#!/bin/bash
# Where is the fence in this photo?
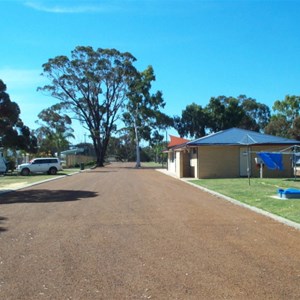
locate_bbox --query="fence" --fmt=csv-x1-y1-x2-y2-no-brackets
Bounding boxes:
65,155,96,168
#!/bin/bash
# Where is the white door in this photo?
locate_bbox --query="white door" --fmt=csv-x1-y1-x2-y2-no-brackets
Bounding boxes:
240,147,250,177
31,159,48,173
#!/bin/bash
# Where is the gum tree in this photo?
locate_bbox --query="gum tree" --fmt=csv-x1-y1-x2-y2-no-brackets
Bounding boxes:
123,66,172,168
174,103,207,139
35,104,74,156
38,46,136,166
265,95,300,139
0,79,37,153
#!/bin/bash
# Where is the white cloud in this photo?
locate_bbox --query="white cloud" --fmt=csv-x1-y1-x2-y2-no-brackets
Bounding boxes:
24,1,120,14
0,68,44,89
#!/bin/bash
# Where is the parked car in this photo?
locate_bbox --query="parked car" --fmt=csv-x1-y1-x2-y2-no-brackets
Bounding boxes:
17,158,62,176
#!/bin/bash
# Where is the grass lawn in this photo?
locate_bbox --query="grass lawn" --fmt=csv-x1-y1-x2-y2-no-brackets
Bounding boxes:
141,162,165,168
190,177,300,224
0,168,80,189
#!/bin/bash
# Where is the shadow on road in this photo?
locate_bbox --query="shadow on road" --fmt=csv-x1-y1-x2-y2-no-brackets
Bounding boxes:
0,216,8,232
0,189,98,205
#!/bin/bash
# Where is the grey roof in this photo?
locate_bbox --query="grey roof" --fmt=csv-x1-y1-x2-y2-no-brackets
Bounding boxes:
187,128,300,146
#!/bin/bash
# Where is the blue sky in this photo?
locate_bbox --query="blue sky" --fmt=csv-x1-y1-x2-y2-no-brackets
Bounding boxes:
1,0,300,143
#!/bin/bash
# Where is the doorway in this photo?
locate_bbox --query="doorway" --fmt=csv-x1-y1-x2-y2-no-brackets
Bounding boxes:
240,147,250,177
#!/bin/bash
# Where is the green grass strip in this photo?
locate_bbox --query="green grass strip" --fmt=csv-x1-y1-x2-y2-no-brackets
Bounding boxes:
0,168,80,189
190,178,300,224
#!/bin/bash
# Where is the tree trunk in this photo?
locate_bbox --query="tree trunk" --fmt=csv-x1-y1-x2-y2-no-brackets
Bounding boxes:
134,117,141,168
92,135,105,167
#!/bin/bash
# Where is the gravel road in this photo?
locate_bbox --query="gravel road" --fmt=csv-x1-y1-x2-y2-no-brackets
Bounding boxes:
0,163,300,299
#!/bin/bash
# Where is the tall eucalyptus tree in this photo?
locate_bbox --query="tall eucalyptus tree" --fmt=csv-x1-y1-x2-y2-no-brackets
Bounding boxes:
38,46,136,166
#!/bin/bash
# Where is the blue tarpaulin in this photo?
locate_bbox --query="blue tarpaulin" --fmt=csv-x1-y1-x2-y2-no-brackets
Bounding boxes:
278,188,300,199
258,152,283,170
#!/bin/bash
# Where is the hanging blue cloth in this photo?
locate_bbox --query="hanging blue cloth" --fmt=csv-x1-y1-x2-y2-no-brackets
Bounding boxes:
258,152,284,170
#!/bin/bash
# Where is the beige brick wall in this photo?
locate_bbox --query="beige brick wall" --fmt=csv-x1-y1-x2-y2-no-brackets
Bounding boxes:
196,145,294,179
198,146,240,178
251,145,293,178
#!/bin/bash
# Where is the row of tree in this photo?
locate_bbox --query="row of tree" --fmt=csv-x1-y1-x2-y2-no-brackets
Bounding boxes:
174,95,300,141
1,45,300,167
0,46,172,167
37,46,172,167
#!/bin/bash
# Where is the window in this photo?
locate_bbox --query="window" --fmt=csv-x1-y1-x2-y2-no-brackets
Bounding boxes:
33,159,43,164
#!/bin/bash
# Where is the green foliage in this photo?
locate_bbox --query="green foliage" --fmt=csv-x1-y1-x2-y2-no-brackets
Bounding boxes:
0,79,37,153
239,95,271,130
265,95,300,140
174,103,207,138
123,65,172,167
38,46,137,167
5,156,16,171
106,134,135,161
264,115,290,138
273,95,300,122
174,95,271,138
205,96,243,132
35,105,74,156
141,144,166,163
106,133,167,163
205,95,270,133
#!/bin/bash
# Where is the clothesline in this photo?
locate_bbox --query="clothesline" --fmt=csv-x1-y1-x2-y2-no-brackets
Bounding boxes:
247,145,300,171
247,145,300,155
257,152,284,170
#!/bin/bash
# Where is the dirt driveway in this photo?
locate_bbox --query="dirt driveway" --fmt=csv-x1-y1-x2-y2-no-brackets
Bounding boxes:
0,163,300,299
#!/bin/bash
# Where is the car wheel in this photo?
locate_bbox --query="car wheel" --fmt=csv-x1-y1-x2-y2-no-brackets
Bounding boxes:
21,168,30,176
48,167,57,175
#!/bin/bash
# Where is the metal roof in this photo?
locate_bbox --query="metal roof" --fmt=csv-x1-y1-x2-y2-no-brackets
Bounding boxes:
187,128,300,146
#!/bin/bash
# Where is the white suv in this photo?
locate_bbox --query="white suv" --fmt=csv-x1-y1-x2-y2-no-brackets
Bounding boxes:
17,158,63,176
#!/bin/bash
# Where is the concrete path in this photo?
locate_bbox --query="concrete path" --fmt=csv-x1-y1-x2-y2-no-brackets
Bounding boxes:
0,163,300,299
